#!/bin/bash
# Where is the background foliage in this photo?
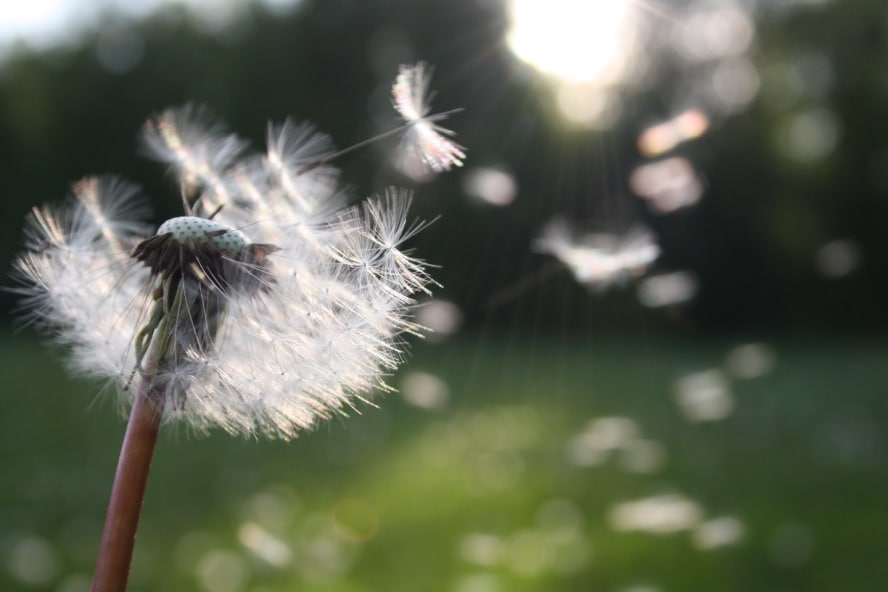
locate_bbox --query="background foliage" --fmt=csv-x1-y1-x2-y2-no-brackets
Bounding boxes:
0,0,885,334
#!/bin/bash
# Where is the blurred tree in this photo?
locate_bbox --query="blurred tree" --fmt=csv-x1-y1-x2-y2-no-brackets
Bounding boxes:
0,0,885,335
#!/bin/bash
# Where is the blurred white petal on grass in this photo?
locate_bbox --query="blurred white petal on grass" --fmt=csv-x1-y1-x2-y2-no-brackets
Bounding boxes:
506,529,556,576
566,416,666,473
462,166,518,206
725,343,776,380
14,100,440,440
566,416,639,466
194,549,250,592
399,370,450,410
392,62,466,177
459,533,504,566
331,498,379,543
5,535,59,587
534,219,660,291
293,513,359,582
616,438,667,474
629,157,704,214
174,531,220,575
637,271,699,308
769,523,816,568
415,298,463,342
692,516,746,550
608,493,703,534
238,522,293,568
241,486,300,531
461,521,591,578
673,369,734,422
815,238,862,278
454,574,503,592
56,574,92,592
535,498,584,535
580,416,639,449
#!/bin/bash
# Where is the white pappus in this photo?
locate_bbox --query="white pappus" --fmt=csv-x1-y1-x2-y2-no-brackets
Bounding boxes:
13,99,444,440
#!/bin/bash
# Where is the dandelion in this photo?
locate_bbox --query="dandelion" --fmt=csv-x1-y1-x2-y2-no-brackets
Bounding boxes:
17,113,432,439
392,62,466,176
13,64,463,591
533,218,660,291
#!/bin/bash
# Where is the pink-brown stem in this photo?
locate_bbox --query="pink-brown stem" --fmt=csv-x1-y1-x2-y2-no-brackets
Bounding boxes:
91,385,163,592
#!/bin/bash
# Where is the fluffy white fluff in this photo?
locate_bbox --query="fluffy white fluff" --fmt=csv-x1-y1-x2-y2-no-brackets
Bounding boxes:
15,108,435,440
534,219,660,292
391,62,466,176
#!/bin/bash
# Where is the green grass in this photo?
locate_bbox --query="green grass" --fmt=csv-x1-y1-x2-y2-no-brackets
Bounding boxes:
1,333,886,591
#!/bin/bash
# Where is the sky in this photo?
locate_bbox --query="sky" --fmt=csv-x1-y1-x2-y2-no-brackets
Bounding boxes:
0,0,301,54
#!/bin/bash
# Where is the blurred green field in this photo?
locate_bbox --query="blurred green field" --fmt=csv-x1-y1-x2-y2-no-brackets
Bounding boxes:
1,333,886,592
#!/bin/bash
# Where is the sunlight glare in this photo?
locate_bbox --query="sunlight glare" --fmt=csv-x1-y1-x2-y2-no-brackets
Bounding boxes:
507,0,642,127
508,0,636,84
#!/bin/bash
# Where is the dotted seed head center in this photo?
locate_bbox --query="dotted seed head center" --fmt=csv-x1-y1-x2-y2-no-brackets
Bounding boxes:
157,216,249,254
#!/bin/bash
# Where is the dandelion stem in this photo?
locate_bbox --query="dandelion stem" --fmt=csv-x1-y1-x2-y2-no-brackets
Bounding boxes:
91,382,164,592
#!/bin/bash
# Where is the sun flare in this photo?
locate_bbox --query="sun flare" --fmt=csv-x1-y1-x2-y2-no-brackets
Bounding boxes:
507,0,637,85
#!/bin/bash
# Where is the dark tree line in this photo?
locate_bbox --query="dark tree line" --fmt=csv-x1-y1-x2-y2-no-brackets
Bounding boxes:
1,0,885,335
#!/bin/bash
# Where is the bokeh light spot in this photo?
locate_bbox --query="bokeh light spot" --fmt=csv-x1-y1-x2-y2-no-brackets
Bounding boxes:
709,57,760,114
195,549,250,592
609,494,703,534
769,523,816,567
415,299,464,342
673,369,734,422
637,109,710,157
778,107,841,163
238,522,293,568
459,533,504,566
637,271,699,308
331,498,379,542
630,157,704,214
400,370,451,410
95,25,145,73
692,516,746,550
462,166,518,206
815,239,861,278
725,343,776,379
5,535,59,587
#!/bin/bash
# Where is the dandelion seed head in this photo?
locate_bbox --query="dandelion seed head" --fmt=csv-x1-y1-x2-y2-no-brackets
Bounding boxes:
16,89,448,440
157,216,250,253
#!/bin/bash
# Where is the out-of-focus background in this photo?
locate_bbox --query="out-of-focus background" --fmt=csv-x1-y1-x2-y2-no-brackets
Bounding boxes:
1,0,886,591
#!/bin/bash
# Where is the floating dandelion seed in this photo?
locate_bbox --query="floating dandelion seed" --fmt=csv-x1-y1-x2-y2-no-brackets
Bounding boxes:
533,218,659,291
392,62,466,176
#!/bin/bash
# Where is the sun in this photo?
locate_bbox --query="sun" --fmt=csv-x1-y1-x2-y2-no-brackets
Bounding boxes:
506,0,643,126
507,0,638,84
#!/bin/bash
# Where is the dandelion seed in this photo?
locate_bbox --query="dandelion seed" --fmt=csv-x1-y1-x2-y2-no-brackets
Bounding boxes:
533,218,660,291
392,62,466,176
